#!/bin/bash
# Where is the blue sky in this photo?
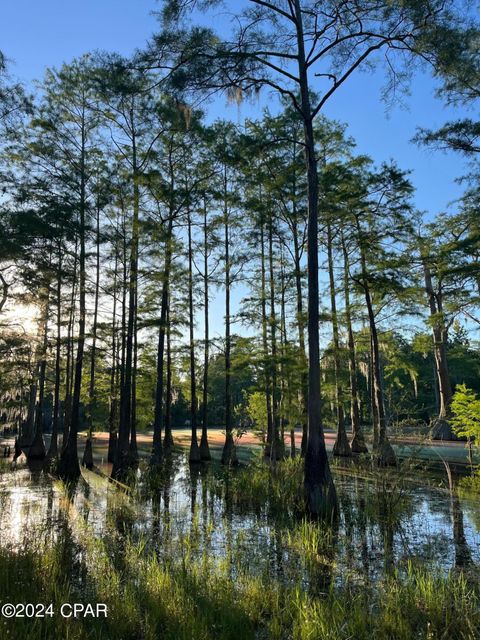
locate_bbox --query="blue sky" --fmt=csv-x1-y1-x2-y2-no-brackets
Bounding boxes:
1,0,471,218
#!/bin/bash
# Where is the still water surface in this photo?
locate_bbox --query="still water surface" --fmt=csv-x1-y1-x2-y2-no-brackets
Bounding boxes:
0,456,477,588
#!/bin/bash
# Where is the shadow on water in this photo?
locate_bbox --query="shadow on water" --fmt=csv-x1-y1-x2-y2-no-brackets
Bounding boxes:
443,461,473,569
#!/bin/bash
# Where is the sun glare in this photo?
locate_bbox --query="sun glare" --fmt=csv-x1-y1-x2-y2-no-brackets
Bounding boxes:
3,304,40,336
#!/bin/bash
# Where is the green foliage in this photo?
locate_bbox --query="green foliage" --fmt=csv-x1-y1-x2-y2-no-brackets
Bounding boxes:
245,391,267,442
451,384,480,441
206,339,257,427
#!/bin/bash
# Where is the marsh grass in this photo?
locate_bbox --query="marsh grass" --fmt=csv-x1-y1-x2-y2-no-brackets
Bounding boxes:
1,525,479,640
230,455,304,515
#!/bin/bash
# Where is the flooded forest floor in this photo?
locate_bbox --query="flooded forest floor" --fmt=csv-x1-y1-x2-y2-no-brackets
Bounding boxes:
0,432,479,639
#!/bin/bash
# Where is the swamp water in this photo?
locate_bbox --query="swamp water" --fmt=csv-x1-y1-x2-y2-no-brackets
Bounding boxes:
0,454,478,590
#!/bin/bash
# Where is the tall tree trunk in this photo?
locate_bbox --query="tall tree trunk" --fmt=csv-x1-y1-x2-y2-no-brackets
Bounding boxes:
151,213,174,465
358,235,396,466
129,289,139,465
163,301,174,451
113,126,139,480
341,236,367,454
268,214,282,460
118,208,128,458
293,0,336,517
112,213,128,466
21,380,37,448
279,253,295,457
83,202,101,470
327,223,351,458
369,340,379,447
260,218,273,456
289,128,308,457
199,199,211,460
432,355,440,414
62,239,78,453
47,243,63,462
292,225,308,458
279,256,286,453
108,242,119,464
29,291,49,461
59,119,87,481
423,261,455,440
187,207,201,463
221,172,237,466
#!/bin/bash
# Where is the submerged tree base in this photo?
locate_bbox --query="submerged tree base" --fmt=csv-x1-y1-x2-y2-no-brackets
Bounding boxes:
221,433,238,466
189,438,201,464
128,443,139,468
45,437,58,465
375,439,397,467
431,417,458,441
149,439,163,468
111,451,134,482
57,448,81,480
107,432,117,463
199,435,211,461
81,436,94,470
351,433,369,454
304,478,338,521
332,430,352,457
264,439,285,462
163,431,174,453
27,440,46,462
